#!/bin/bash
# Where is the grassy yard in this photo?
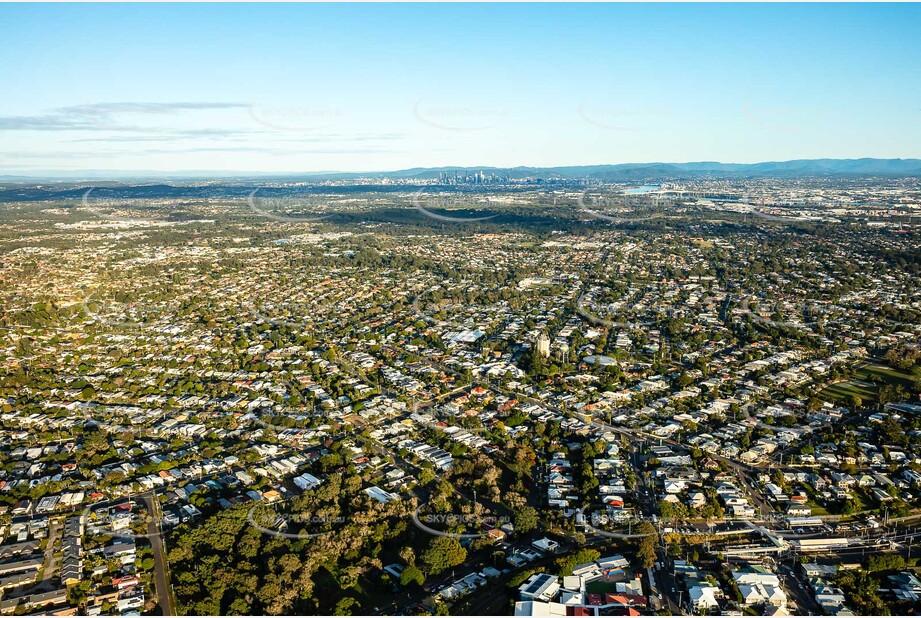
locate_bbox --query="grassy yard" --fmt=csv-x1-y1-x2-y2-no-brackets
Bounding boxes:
805,501,830,516
585,580,620,594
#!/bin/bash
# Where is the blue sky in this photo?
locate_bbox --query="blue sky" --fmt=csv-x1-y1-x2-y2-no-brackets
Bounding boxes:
2,3,920,174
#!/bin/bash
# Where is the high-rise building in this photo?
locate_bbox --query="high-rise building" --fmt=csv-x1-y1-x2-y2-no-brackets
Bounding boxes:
536,334,551,357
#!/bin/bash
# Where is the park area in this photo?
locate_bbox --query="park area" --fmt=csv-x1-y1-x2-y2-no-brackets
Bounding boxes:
820,362,916,406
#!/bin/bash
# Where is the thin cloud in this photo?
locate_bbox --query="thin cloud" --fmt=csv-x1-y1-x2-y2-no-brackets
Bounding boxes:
69,129,265,143
59,102,247,115
0,116,139,131
141,146,401,155
0,102,247,132
68,131,405,144
0,146,401,159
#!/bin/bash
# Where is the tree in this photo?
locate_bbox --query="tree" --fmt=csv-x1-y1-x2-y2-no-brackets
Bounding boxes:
658,500,688,522
400,565,425,587
878,416,907,447
878,384,896,407
417,468,436,486
836,569,889,615
840,500,857,515
514,506,539,533
399,546,415,565
635,522,657,568
421,537,467,576
866,554,906,572
556,549,600,576
847,394,863,411
772,468,787,489
740,429,753,450
333,597,359,616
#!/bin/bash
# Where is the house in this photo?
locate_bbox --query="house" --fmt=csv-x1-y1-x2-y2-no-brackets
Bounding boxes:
0,558,43,576
11,500,32,516
112,575,140,590
813,584,850,614
363,486,399,504
0,588,68,614
889,572,921,602
700,458,720,471
733,568,787,608
731,504,756,518
532,538,560,554
871,487,894,503
803,563,837,578
738,583,787,607
103,541,136,561
293,473,322,491
689,585,722,612
664,481,686,494
596,555,630,570
519,573,560,602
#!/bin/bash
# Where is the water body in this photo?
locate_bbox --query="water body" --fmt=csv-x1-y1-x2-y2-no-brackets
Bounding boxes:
625,185,661,195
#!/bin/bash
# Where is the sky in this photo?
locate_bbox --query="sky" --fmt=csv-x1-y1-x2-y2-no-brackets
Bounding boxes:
2,2,921,175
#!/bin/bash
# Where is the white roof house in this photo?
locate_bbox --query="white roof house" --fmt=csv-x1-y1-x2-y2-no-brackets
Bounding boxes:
689,585,722,611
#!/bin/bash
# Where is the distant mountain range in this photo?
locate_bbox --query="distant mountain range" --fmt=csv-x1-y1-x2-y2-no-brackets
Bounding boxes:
342,158,921,181
2,158,920,184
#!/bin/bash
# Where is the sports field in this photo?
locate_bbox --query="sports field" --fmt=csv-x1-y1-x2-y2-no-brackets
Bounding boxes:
820,362,915,405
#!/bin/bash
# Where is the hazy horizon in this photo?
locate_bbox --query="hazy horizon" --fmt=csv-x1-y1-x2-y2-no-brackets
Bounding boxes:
5,157,921,182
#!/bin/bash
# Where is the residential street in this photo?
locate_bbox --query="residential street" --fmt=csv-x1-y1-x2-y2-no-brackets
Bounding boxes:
141,493,175,616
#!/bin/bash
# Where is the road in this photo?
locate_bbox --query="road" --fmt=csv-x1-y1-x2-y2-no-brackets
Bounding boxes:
654,556,687,615
141,493,175,616
778,563,823,615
